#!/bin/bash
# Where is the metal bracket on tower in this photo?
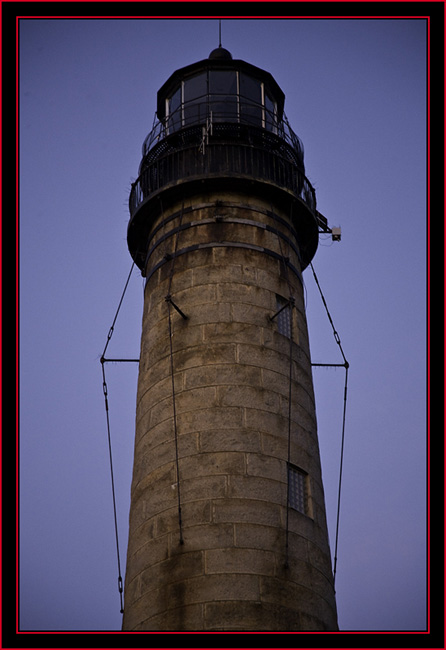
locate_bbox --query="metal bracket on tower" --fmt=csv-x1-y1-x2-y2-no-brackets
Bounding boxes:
316,210,330,233
269,296,295,322
316,210,341,241
165,294,188,320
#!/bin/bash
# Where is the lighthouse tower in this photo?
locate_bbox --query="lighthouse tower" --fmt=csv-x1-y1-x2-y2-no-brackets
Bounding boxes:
122,47,338,631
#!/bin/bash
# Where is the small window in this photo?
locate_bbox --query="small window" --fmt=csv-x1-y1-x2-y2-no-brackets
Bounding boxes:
276,295,292,338
288,464,308,515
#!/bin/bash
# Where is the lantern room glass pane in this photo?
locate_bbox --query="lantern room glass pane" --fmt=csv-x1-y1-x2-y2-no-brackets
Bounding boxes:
183,72,207,102
209,70,237,95
265,91,276,132
240,102,262,126
209,70,238,121
168,86,182,132
170,86,181,112
183,72,207,126
183,101,207,124
209,96,238,121
240,73,262,125
239,73,261,103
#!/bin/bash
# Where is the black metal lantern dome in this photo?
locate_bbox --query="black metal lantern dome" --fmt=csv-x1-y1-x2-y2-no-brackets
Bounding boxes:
208,46,233,60
128,50,327,271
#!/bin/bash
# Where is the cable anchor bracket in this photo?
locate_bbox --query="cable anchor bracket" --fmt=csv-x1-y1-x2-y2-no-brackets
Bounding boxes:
165,294,188,320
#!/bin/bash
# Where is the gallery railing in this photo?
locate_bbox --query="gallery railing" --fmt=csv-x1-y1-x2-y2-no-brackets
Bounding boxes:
130,104,316,219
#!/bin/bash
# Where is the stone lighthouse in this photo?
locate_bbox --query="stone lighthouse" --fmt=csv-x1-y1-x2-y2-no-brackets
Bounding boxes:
122,46,338,631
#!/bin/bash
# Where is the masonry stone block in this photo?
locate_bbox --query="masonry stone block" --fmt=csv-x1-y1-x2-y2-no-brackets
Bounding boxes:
184,363,262,390
199,428,261,454
174,343,237,372
212,497,282,527
155,501,212,538
179,523,234,550
205,547,276,576
180,450,246,479
245,452,285,481
228,475,286,505
166,573,261,608
177,405,243,434
139,604,205,631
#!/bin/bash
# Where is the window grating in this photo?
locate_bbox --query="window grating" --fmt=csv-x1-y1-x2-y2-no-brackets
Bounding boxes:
276,296,292,338
288,465,307,514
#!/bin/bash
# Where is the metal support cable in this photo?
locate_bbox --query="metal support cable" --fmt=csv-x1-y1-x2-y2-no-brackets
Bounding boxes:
101,261,135,362
309,261,350,591
100,358,124,614
309,262,348,368
99,260,136,615
333,365,349,588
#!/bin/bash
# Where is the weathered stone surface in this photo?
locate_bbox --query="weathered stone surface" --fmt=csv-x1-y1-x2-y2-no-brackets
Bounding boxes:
177,406,244,434
204,601,302,631
137,604,205,631
186,573,260,604
199,428,262,454
212,497,282,527
180,450,246,480
123,191,337,632
205,547,276,576
184,363,262,390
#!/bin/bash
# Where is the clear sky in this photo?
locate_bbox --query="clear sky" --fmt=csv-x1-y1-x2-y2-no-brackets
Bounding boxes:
19,15,428,633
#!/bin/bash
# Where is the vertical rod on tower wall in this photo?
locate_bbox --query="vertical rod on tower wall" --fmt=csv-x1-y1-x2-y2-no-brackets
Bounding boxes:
165,202,186,545
167,299,184,545
284,303,294,569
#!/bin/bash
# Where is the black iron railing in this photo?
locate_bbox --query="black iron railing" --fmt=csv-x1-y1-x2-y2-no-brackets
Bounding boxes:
130,140,316,218
129,97,316,216
129,117,317,219
140,101,304,163
129,103,316,216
